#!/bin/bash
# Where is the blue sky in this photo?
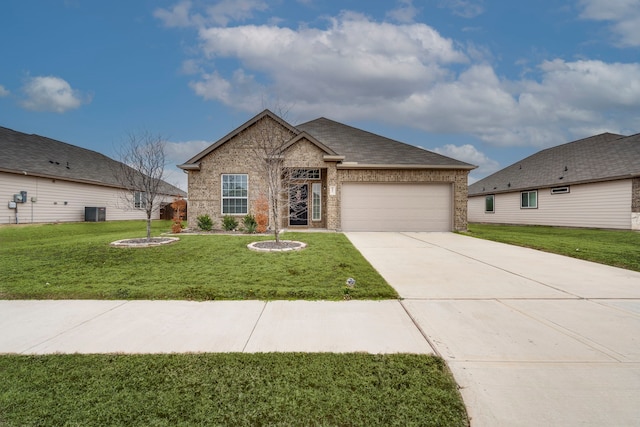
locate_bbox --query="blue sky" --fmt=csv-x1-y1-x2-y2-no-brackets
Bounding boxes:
2,0,639,190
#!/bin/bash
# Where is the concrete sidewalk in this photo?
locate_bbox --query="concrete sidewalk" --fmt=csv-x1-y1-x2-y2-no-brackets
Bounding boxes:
346,232,640,427
0,300,432,355
3,231,640,426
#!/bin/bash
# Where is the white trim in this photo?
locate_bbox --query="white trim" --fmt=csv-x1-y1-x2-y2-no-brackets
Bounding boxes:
521,190,538,209
485,194,495,213
221,174,249,215
312,182,322,221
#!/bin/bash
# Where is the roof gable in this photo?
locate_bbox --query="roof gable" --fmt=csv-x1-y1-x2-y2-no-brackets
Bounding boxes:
280,131,341,158
179,109,300,169
468,132,640,196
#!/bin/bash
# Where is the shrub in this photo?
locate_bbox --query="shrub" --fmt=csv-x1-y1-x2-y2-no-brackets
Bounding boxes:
222,215,238,231
254,196,269,233
171,197,187,234
243,214,257,234
197,214,213,231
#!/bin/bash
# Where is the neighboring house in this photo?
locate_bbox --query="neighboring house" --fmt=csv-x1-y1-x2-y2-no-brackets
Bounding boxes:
179,110,476,232
0,126,186,224
468,133,640,230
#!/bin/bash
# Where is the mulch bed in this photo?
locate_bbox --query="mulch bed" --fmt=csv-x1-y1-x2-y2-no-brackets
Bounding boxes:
247,240,307,252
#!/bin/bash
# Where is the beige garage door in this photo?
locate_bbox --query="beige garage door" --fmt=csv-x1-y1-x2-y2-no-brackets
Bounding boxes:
341,183,452,231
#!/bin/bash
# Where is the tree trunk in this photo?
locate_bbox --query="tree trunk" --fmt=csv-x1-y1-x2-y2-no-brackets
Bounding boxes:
146,217,152,242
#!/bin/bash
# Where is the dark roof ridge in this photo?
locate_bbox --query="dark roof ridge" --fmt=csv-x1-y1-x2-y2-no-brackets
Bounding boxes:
297,117,408,145
534,132,626,154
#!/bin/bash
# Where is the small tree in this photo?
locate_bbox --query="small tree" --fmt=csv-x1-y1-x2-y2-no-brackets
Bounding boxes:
171,197,187,233
115,131,168,242
244,109,314,243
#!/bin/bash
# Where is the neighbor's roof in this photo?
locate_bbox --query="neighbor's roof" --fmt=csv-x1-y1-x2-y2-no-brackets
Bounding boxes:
468,132,640,196
180,110,476,170
0,126,186,196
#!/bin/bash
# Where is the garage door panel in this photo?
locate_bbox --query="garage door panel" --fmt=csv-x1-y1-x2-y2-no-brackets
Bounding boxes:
341,183,451,232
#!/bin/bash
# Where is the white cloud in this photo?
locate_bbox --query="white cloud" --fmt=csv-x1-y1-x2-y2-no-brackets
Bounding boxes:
20,76,89,113
433,143,499,177
154,0,195,28
439,0,485,18
387,0,420,23
163,5,640,150
165,139,212,163
192,13,467,109
154,0,268,28
189,71,232,103
164,139,214,191
205,0,268,26
579,0,640,47
0,85,9,97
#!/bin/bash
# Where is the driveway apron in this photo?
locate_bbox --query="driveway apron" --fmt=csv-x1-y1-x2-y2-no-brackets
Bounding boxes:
346,232,640,427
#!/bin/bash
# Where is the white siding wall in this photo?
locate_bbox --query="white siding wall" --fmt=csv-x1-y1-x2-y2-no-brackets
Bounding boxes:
469,179,632,229
0,172,169,224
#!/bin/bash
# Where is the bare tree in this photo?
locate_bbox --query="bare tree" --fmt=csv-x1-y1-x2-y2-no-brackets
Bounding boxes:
244,111,313,243
115,131,168,242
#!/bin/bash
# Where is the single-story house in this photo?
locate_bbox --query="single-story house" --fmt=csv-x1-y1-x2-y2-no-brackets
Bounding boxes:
468,132,640,230
0,126,186,224
178,109,476,232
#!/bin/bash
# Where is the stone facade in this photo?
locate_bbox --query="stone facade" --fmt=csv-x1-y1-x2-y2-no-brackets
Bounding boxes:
186,114,471,232
186,117,340,230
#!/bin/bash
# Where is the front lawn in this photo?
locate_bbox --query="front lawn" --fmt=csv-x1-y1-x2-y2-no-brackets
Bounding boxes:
0,353,468,427
0,221,397,300
467,223,640,272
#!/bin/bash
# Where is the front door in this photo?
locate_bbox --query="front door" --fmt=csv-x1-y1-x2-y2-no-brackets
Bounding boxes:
289,184,308,226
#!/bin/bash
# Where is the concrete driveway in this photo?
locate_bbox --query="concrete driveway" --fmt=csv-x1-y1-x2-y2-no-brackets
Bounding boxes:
346,232,640,427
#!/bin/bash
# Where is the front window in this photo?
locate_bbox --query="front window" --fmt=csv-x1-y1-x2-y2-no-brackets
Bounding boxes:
312,183,321,221
222,174,248,214
485,195,495,213
134,191,146,209
521,190,537,209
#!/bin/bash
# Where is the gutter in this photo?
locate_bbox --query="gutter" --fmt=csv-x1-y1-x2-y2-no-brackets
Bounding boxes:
469,173,640,197
336,163,477,170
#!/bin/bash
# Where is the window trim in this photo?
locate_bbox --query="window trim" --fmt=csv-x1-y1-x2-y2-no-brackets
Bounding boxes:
485,194,495,213
134,191,146,209
221,174,249,215
520,190,538,209
312,182,322,221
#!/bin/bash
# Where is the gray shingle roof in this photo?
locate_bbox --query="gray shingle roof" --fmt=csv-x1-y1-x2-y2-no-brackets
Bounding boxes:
0,126,185,196
180,110,476,170
297,117,475,168
468,132,640,196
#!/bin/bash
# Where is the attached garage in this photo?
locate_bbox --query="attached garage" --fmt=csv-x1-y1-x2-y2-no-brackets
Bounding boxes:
341,183,453,231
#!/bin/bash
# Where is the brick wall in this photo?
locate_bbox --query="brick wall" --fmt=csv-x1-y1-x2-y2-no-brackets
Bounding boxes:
186,117,341,230
186,115,471,231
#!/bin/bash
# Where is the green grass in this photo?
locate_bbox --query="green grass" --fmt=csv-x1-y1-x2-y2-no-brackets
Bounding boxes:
0,353,467,427
467,223,640,272
0,220,397,300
